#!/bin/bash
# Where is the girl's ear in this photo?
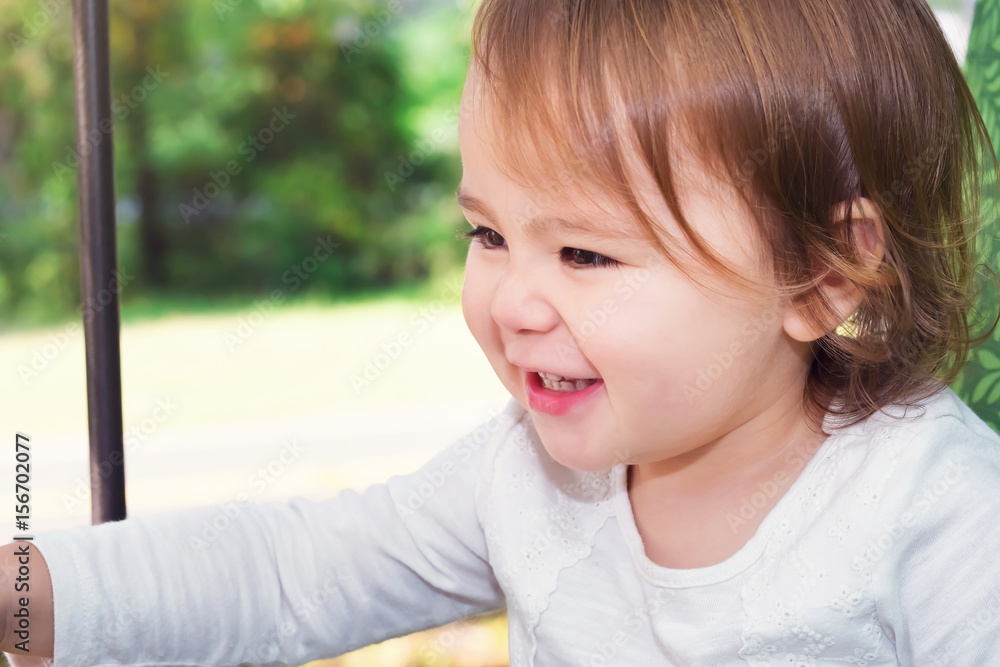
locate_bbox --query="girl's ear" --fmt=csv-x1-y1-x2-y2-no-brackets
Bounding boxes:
782,198,886,343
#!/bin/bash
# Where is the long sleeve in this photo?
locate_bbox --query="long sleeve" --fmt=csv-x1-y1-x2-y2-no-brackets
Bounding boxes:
872,411,1000,665
25,399,523,667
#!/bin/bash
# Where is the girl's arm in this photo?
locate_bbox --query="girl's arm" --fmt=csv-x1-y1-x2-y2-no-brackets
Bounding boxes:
4,400,520,667
1,541,54,660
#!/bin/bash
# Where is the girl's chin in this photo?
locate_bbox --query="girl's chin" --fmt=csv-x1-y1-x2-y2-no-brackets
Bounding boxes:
537,433,619,473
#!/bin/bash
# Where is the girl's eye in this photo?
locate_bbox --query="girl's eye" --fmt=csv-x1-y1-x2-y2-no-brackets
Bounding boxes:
461,225,621,269
559,247,621,269
462,225,506,249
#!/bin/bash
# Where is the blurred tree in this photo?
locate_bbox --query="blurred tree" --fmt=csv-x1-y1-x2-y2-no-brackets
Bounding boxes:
0,0,80,322
113,0,180,287
0,0,472,326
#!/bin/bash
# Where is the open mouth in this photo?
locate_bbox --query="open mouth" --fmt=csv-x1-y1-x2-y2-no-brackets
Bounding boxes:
525,370,605,416
534,371,601,393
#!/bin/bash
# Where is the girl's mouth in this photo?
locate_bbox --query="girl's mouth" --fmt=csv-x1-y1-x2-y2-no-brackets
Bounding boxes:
526,371,604,416
536,371,600,392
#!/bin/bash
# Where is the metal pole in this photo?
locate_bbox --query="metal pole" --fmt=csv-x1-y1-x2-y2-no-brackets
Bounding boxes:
71,0,127,524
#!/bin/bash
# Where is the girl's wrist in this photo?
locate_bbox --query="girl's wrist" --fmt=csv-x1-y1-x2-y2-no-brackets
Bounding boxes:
0,542,55,659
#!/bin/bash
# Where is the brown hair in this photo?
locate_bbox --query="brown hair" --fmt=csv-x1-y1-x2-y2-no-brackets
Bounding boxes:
466,0,1000,431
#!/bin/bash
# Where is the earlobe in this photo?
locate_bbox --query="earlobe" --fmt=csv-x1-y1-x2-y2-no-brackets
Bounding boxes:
782,198,886,343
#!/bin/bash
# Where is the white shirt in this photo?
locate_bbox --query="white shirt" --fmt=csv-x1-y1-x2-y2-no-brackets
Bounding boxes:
21,382,1000,666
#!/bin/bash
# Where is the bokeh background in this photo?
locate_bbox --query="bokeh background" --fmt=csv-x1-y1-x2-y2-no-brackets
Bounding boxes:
0,0,988,665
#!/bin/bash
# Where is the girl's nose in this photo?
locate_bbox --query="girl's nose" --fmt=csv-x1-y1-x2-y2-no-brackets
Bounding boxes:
490,261,560,335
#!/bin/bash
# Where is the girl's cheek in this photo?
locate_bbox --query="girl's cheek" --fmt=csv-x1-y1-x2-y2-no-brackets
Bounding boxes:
461,272,494,344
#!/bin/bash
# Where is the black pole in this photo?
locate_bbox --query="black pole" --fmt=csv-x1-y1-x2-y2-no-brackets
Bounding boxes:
71,0,127,524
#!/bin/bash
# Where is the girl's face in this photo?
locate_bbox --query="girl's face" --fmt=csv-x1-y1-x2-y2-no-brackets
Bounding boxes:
457,75,816,474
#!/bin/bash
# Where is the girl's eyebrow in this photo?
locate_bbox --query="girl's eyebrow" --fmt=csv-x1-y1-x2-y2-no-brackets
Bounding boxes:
454,183,647,243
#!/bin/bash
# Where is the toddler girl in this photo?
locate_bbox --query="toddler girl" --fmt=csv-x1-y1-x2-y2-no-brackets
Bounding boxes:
4,0,1000,665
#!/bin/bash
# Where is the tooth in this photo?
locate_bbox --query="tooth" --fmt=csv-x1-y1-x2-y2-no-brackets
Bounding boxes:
536,372,599,392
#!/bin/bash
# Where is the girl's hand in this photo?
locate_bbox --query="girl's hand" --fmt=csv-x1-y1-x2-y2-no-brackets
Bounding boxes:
5,652,54,667
0,542,54,661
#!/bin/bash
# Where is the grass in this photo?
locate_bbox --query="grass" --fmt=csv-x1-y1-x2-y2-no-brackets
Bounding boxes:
1,268,510,437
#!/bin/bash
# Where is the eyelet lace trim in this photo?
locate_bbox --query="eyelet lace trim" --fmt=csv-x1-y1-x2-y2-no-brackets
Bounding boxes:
482,420,617,666
738,427,903,666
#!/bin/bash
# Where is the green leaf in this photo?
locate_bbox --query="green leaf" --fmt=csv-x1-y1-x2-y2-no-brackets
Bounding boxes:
989,377,1000,404
978,348,1000,370
972,370,1000,403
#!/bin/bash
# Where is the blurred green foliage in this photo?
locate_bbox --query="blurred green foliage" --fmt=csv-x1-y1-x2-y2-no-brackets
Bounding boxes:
952,0,1000,429
0,0,474,328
